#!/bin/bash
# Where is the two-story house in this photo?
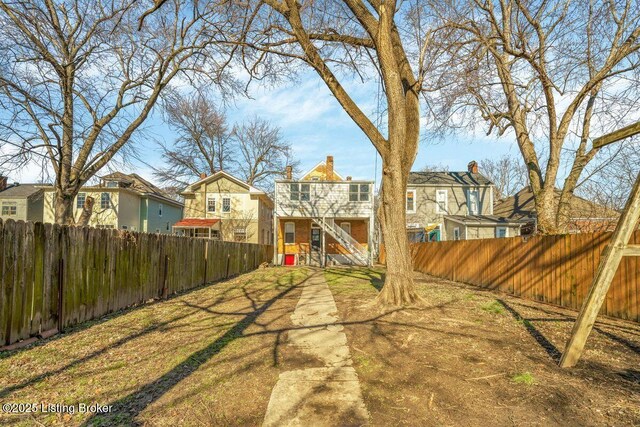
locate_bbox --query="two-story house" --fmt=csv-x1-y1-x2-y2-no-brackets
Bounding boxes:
42,172,183,233
406,161,527,241
175,170,273,244
274,155,375,266
0,177,45,222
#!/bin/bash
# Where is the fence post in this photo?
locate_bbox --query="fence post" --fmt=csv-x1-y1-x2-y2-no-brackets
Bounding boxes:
57,258,64,333
162,255,169,299
204,240,209,285
225,253,230,278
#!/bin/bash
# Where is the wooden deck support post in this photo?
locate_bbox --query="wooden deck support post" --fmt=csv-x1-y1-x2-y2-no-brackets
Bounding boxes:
560,121,640,368
560,171,640,367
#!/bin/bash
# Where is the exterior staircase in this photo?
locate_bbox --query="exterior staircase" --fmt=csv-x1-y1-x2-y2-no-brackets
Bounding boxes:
312,218,369,266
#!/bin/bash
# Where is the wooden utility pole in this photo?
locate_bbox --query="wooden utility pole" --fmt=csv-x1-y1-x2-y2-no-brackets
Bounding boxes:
560,122,640,368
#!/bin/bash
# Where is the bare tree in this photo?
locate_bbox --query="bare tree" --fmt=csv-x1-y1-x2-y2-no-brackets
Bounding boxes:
432,0,640,233
191,0,444,306
232,117,299,192
0,0,227,224
154,91,235,188
480,154,528,200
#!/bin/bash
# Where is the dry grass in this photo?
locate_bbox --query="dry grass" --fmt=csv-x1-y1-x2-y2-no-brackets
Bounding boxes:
0,267,309,426
326,267,640,426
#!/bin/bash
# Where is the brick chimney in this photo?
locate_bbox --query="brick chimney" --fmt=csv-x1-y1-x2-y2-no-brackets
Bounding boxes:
285,165,292,180
346,176,352,181
326,155,334,181
467,161,478,174
0,175,7,191
199,172,207,180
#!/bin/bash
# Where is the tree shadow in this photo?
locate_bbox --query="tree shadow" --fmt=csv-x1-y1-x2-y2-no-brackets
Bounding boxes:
82,273,305,426
496,299,562,362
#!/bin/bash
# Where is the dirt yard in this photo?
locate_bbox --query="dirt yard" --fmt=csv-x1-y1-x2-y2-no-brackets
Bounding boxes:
0,267,310,426
1,266,638,426
325,267,640,427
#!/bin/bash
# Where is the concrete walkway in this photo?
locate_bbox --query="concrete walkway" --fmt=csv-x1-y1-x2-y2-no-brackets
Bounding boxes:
262,270,369,426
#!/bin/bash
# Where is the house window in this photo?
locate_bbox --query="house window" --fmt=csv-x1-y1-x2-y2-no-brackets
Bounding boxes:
284,222,295,244
468,189,479,215
77,192,86,209
222,197,231,212
349,184,370,201
105,181,119,188
100,193,110,209
207,196,216,213
158,203,163,217
453,227,461,241
1,203,17,216
496,227,508,238
406,190,416,213
290,183,310,201
436,190,448,213
234,227,247,241
340,222,351,235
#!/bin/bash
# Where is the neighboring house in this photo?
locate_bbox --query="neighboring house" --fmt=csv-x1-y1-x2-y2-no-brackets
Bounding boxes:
406,161,527,241
176,170,273,244
0,177,45,222
274,155,375,266
493,187,620,235
42,172,183,233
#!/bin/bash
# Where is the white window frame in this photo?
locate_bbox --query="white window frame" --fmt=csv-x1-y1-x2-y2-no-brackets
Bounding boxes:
467,189,479,215
1,203,17,216
340,222,351,235
290,183,310,201
222,197,231,213
100,192,110,209
496,226,508,238
284,222,295,244
453,227,460,241
158,203,163,217
435,189,448,214
76,192,86,209
207,195,216,213
349,183,370,202
406,189,417,214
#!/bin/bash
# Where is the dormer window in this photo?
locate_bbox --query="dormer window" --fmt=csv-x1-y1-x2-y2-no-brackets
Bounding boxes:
105,181,119,188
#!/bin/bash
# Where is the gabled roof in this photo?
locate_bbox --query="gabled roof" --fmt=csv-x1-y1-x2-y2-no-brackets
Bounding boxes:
101,172,170,198
0,184,44,198
300,160,345,181
408,171,493,186
493,187,620,220
181,170,268,197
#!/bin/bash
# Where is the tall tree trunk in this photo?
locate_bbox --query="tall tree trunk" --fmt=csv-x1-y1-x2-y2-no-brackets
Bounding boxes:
534,186,560,234
77,196,95,226
54,189,75,225
376,161,422,306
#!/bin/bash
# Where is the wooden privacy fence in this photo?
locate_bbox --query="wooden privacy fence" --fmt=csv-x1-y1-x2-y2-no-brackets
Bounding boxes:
380,231,640,323
0,219,274,346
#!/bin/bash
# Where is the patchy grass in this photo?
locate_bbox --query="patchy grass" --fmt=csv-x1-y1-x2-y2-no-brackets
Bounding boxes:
480,300,505,315
512,372,536,385
0,267,309,426
329,268,640,426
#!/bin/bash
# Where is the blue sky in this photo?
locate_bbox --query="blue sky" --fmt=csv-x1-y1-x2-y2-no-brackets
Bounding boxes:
13,70,518,188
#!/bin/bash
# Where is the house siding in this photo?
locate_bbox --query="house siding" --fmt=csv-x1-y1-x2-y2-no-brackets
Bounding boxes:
182,174,273,244
0,198,28,221
275,181,374,218
444,220,521,241
44,190,120,227
406,184,493,227
144,197,182,234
